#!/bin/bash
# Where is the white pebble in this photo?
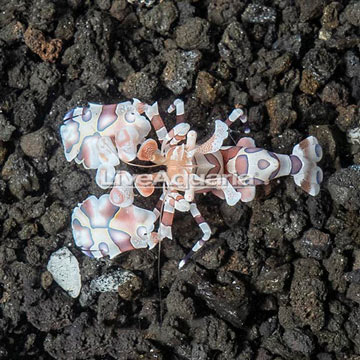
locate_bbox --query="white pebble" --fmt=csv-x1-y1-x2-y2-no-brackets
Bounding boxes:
47,247,81,298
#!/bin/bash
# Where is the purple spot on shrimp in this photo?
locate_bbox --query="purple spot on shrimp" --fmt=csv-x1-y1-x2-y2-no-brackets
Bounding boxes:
72,219,94,252
99,242,110,257
244,147,262,153
98,104,118,131
80,195,119,228
290,155,302,175
258,159,270,170
235,155,248,175
82,107,92,122
108,228,134,252
315,144,322,158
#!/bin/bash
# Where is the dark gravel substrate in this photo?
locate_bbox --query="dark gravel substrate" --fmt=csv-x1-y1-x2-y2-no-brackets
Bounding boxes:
0,0,360,359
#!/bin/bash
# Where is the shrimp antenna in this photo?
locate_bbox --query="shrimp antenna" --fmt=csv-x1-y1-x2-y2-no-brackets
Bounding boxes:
157,184,171,327
123,161,162,168
125,160,199,170
228,131,237,146
64,114,82,121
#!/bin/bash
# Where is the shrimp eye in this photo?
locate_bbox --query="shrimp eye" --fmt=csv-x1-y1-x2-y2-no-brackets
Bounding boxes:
125,111,136,123
136,226,147,239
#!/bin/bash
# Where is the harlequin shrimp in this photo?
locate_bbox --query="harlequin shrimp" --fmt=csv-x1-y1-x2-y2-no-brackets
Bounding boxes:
126,99,323,267
65,99,323,269
60,99,151,189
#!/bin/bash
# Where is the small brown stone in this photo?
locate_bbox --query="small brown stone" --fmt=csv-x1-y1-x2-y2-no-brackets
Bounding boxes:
223,252,250,275
140,0,178,35
336,105,360,132
297,0,327,22
175,17,210,50
19,223,38,240
320,81,349,107
20,127,55,158
197,242,225,270
309,124,337,163
41,271,53,290
24,27,62,63
195,71,225,106
118,274,142,300
299,69,321,95
110,0,131,22
321,2,342,30
266,53,293,76
20,131,46,158
266,93,297,136
161,50,202,95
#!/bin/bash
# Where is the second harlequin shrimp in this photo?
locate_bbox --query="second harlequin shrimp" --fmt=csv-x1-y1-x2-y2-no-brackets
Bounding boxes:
130,99,323,267
71,171,159,258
